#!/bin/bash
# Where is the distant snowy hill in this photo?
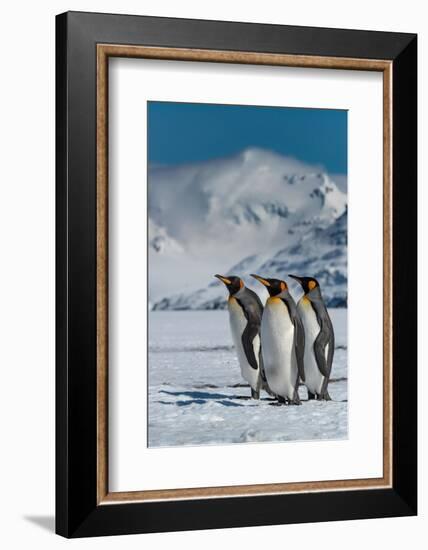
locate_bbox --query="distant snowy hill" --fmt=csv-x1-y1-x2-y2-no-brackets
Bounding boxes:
149,148,347,309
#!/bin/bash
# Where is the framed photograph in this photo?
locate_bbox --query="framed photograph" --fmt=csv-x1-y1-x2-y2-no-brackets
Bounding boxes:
56,11,417,538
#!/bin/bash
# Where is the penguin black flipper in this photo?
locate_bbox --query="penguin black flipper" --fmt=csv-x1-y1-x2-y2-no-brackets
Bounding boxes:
293,315,306,382
259,350,267,382
312,301,334,378
235,290,263,371
281,296,306,383
241,321,260,370
313,330,329,377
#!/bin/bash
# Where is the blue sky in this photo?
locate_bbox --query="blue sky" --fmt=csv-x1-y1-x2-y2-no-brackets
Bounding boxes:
148,101,347,174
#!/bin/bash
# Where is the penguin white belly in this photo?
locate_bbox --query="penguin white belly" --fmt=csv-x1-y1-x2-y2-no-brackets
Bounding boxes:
228,297,260,391
298,298,324,395
261,298,298,400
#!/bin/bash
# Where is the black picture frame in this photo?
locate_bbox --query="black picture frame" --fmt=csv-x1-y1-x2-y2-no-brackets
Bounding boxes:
56,11,417,538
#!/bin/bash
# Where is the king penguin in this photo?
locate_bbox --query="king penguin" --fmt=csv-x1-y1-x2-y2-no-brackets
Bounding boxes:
215,275,270,399
250,275,305,405
289,275,334,401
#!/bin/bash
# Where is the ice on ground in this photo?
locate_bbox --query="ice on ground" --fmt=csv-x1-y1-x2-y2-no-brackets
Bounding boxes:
148,309,348,447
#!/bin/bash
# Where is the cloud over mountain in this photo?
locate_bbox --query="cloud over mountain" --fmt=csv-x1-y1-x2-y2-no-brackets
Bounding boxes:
148,148,347,309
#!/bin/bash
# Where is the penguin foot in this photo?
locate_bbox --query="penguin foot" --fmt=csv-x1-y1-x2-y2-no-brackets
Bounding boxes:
307,391,316,400
291,398,302,406
274,396,302,406
292,390,302,405
317,391,332,401
251,388,260,400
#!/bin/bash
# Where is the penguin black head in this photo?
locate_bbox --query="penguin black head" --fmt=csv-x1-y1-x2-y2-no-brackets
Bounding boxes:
250,274,288,297
214,274,244,295
289,275,320,294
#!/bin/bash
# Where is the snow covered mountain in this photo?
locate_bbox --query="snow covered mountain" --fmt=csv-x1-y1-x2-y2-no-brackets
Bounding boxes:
149,148,347,309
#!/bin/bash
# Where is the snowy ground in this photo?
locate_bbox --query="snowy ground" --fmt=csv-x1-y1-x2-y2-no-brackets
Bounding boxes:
148,309,348,447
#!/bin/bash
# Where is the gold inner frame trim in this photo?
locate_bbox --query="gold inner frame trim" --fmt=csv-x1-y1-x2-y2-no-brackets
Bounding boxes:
96,44,393,505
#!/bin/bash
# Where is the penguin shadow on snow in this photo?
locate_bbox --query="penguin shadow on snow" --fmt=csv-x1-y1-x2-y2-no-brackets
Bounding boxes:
157,388,346,407
158,389,253,407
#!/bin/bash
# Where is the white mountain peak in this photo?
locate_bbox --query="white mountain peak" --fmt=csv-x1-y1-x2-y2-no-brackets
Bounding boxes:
148,148,347,307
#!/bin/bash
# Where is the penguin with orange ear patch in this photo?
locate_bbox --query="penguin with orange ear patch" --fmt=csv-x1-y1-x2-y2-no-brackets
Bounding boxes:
215,275,268,399
289,275,334,401
251,275,305,405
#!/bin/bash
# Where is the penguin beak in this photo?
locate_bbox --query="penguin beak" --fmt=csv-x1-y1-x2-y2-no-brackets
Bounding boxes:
288,274,303,286
250,274,270,287
215,274,231,285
